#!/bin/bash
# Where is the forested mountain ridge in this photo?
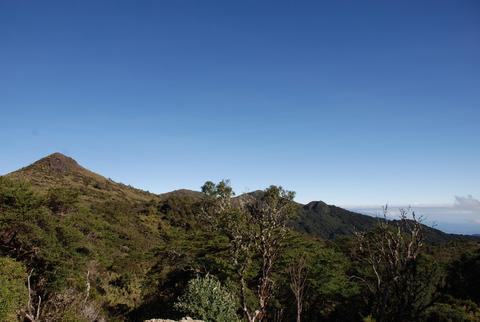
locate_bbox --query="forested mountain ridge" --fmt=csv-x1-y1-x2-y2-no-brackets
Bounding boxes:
1,153,479,322
4,153,384,242
6,153,465,243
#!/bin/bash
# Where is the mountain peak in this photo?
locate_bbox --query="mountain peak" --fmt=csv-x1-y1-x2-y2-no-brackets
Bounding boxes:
32,152,82,174
6,153,158,202
9,152,97,181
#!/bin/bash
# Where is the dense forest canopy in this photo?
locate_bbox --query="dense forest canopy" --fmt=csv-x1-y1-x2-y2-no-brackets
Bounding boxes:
1,153,479,322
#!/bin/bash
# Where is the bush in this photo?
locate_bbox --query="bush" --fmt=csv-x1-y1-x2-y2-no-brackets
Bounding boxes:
0,257,28,321
424,297,480,322
174,275,239,322
46,187,79,215
0,177,38,215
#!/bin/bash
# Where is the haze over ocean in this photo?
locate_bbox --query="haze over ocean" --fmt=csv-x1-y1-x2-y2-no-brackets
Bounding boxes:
1,1,479,233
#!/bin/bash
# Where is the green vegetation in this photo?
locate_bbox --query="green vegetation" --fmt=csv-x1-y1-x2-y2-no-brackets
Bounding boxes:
0,153,479,321
0,257,27,321
174,275,239,322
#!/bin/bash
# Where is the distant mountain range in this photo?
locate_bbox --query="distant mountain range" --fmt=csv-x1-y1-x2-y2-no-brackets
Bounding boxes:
4,152,475,244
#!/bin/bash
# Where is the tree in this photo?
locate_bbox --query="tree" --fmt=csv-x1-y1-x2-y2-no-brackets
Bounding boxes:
288,255,308,322
24,269,42,322
200,181,296,322
280,234,358,322
353,207,441,322
174,275,239,322
444,248,480,304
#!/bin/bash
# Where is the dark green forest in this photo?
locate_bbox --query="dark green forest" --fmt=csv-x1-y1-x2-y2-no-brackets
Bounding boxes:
1,153,479,322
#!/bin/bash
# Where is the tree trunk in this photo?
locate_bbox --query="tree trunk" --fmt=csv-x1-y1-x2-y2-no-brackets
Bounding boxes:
296,302,302,322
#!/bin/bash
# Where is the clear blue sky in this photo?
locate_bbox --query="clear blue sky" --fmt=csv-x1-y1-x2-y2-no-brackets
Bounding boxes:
1,1,479,222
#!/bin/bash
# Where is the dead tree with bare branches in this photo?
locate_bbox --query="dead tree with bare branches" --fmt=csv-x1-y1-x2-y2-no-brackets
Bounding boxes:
288,255,309,322
24,269,42,322
353,207,441,322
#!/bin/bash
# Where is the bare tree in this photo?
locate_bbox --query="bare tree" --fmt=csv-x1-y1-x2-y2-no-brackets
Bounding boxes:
247,186,296,322
200,181,296,322
353,206,439,322
288,255,309,322
25,269,101,322
24,269,42,322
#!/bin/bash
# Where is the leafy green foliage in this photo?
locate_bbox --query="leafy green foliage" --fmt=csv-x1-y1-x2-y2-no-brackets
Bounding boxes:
174,275,239,322
277,233,359,320
1,155,479,322
0,177,39,213
200,181,298,321
0,257,27,321
444,248,480,304
0,176,165,320
424,297,480,322
45,187,79,215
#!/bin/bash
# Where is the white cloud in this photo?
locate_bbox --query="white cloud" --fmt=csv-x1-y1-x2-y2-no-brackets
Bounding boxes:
454,195,480,211
350,195,480,234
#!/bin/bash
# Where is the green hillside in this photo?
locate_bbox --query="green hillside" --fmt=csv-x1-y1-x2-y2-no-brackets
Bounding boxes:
1,153,479,322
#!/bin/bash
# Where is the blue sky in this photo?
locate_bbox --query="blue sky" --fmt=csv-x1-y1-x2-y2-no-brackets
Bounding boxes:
1,1,479,233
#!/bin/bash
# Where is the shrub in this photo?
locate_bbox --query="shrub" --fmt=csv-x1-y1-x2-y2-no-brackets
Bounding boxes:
174,275,239,322
46,187,79,215
0,257,28,321
0,177,38,215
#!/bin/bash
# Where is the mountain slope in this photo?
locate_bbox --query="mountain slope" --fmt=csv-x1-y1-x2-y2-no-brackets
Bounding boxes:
7,152,158,202
294,201,465,243
294,201,378,239
1,154,169,320
237,193,458,243
4,153,465,244
1,153,477,321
